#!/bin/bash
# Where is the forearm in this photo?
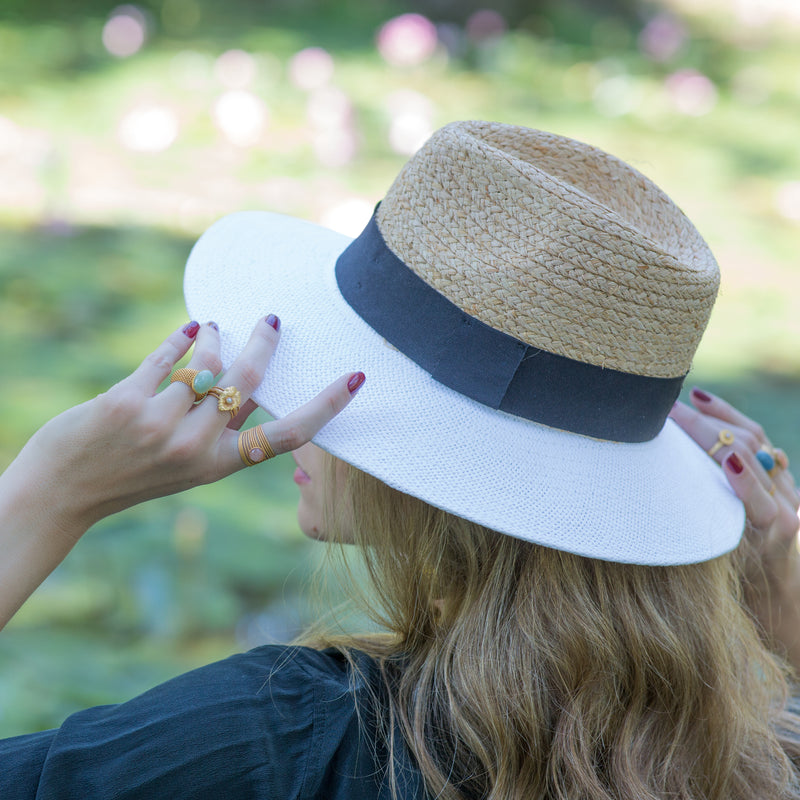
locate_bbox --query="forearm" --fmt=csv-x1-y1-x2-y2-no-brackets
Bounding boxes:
0,455,88,629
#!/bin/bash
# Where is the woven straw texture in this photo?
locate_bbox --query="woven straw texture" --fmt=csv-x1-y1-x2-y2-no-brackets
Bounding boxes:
377,121,719,378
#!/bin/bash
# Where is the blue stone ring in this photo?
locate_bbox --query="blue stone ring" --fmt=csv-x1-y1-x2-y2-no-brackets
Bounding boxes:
756,448,777,474
170,368,215,402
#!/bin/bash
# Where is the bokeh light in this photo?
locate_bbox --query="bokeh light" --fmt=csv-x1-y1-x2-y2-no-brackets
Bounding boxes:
118,104,179,152
306,86,352,129
102,5,148,58
638,14,687,62
214,49,258,89
0,115,24,158
213,90,268,147
305,86,357,167
312,128,358,167
376,13,438,68
665,69,718,116
775,181,800,222
593,74,641,117
385,89,434,155
288,47,335,91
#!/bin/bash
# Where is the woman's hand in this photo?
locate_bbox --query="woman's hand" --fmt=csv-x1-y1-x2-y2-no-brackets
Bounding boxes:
0,316,364,627
670,389,800,669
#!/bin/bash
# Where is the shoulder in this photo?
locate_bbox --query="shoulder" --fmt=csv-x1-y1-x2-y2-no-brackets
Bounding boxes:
0,645,392,800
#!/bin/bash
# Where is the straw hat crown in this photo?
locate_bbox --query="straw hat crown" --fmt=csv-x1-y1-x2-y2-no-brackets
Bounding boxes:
376,121,719,379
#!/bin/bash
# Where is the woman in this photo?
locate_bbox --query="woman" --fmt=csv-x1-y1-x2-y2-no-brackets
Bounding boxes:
1,121,799,798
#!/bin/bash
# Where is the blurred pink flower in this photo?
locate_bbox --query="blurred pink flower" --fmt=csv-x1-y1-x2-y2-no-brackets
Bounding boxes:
665,69,717,116
289,47,335,91
103,5,147,58
638,14,687,62
376,13,438,67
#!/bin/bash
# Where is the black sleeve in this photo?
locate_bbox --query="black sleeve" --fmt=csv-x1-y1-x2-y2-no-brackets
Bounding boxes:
0,646,322,800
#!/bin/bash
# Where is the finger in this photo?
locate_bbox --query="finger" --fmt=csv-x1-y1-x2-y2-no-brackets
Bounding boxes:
670,400,740,461
126,322,199,395
770,450,799,511
193,315,281,428
216,371,365,472
160,321,223,410
265,371,365,454
688,388,768,448
669,401,772,490
723,451,778,531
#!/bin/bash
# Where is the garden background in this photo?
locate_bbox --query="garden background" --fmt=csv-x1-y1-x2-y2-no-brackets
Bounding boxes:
1,0,799,735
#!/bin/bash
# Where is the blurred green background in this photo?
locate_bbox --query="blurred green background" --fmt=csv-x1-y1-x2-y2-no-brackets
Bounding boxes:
1,0,799,736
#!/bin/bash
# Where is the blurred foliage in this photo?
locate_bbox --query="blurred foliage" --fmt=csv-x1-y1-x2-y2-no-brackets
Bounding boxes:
1,0,800,736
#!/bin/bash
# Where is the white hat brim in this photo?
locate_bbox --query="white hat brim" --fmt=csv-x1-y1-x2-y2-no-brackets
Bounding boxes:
184,211,745,566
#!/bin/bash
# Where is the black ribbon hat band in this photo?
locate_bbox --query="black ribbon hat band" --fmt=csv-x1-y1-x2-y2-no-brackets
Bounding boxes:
334,211,684,443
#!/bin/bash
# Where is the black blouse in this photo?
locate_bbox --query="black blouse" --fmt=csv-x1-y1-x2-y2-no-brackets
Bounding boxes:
0,645,428,799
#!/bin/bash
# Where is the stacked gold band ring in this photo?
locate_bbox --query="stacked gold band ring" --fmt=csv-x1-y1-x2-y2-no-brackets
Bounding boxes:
208,385,242,419
707,429,734,458
170,368,215,402
238,426,276,466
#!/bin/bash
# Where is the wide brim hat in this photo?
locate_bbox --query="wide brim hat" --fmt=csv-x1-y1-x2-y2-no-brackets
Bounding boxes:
184,121,744,566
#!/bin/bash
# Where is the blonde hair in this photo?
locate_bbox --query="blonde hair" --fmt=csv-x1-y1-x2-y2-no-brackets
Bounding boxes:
301,455,800,800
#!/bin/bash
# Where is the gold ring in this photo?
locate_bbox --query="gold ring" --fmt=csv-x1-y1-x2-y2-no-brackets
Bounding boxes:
769,483,777,496
169,368,215,402
774,448,790,473
238,426,276,466
707,429,734,458
207,385,242,419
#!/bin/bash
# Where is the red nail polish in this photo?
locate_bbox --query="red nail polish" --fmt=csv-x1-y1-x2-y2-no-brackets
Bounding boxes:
183,321,200,338
347,372,365,394
266,314,280,331
692,388,712,403
726,452,744,475
207,321,219,331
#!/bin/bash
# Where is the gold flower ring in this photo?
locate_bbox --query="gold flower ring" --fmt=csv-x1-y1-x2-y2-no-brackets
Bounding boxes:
207,385,242,419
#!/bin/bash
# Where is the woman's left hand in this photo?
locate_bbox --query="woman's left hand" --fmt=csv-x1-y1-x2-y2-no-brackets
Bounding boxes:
670,389,800,667
0,317,364,629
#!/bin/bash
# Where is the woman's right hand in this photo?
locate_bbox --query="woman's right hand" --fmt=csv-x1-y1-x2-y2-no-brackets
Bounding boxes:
0,316,364,627
670,389,800,667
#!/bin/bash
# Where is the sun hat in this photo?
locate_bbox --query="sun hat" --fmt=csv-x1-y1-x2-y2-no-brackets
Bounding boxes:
184,120,744,566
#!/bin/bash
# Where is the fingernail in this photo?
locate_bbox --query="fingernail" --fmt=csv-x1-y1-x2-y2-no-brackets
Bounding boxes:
347,372,366,394
266,314,280,331
726,452,744,475
691,387,712,403
182,321,200,339
207,321,219,331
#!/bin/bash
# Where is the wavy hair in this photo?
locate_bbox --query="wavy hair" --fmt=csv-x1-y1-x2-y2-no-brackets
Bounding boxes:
301,455,800,800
